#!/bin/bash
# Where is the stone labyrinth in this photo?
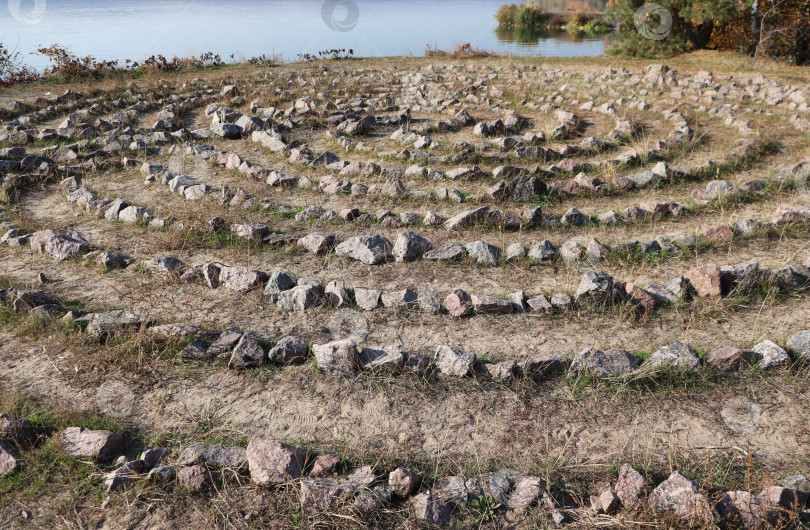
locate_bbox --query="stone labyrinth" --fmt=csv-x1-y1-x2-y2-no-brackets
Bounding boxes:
1,58,810,526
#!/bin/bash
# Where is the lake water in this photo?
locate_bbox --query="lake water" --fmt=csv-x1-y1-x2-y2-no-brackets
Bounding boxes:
1,0,609,71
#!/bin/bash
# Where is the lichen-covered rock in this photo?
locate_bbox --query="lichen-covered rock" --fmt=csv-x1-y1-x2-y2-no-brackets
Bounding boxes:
393,231,432,262
647,342,700,370
300,466,376,511
267,336,309,364
434,345,475,377
313,340,360,375
569,348,639,377
575,271,615,305
334,234,392,265
751,340,790,368
787,330,810,360
228,332,266,369
219,266,268,292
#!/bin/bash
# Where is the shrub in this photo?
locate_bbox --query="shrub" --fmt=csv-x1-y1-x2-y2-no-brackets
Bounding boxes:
495,3,519,26
515,5,544,28
606,0,810,64
0,43,39,86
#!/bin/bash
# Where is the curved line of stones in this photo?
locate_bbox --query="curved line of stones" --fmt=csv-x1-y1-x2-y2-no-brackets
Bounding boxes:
9,209,810,326
3,403,807,525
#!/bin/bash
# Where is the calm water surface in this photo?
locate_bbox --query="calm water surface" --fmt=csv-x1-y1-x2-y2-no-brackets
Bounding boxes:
1,0,608,70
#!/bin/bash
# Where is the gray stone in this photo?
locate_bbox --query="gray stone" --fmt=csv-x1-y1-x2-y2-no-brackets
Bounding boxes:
471,294,513,314
219,266,268,292
231,223,270,240
569,348,639,377
0,440,21,475
207,327,243,357
354,288,381,311
418,291,441,315
86,310,143,340
551,293,573,311
300,466,376,511
211,122,242,139
142,256,184,275
434,345,475,377
268,336,309,364
505,243,526,262
647,342,700,370
228,332,265,369
263,271,296,301
118,206,147,223
354,483,392,513
465,240,501,266
246,438,307,486
139,448,168,469
751,340,789,368
104,199,127,221
277,285,321,312
528,240,556,261
432,475,468,504
423,242,466,261
96,252,132,270
381,288,417,309
146,466,177,483
781,475,810,494
360,345,406,370
575,271,615,305
43,233,90,261
504,476,544,510
509,291,527,312
104,459,145,493
60,427,122,460
334,234,392,265
466,474,511,504
179,337,210,359
313,340,360,375
526,295,553,314
444,206,489,230
560,207,590,227
298,232,335,255
787,330,810,360
393,231,432,262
